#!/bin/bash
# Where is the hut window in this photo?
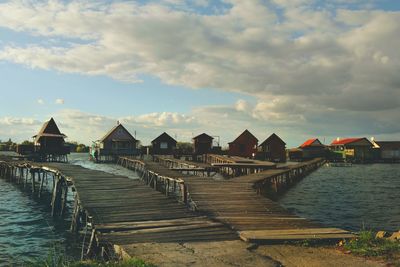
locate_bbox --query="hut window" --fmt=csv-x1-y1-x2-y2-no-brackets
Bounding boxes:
160,142,168,149
265,145,270,152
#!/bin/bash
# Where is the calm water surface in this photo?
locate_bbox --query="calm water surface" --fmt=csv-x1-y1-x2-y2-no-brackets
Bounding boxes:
0,152,138,266
1,153,399,265
279,163,400,232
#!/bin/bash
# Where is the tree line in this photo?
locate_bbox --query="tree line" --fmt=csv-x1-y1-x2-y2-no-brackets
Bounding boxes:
0,139,89,153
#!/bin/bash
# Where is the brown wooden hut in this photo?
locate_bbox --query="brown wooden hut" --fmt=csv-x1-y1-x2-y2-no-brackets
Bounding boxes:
151,132,177,155
228,130,258,158
193,133,213,155
297,138,327,160
258,133,286,162
33,117,69,162
92,123,139,161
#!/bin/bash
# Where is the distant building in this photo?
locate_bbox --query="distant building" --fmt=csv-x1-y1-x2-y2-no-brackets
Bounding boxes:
330,138,374,162
258,133,286,162
32,117,69,162
151,132,177,155
299,138,327,159
373,141,400,162
228,129,258,158
91,123,139,161
193,133,213,155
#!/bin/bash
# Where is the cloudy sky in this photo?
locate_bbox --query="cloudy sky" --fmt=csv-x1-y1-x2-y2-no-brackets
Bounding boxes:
1,0,400,147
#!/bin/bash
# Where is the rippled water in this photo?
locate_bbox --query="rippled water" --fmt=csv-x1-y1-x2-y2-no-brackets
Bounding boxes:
1,152,399,265
279,163,400,232
0,152,138,266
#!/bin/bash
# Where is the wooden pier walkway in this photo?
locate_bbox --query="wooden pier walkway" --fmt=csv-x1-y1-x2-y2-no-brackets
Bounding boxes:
118,157,354,243
0,160,236,258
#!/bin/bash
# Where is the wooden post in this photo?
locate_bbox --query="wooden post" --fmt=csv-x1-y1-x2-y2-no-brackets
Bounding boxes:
39,171,45,198
70,194,81,232
60,183,68,216
31,170,36,193
51,177,62,217
180,183,187,204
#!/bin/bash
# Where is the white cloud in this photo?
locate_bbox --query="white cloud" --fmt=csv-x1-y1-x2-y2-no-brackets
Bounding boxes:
55,98,65,104
37,99,45,105
0,1,399,142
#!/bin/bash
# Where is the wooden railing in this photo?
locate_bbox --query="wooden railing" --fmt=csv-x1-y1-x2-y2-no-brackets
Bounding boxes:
117,157,190,207
252,158,326,199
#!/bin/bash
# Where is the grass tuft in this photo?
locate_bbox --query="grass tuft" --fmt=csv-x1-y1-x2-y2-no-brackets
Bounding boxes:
342,230,400,258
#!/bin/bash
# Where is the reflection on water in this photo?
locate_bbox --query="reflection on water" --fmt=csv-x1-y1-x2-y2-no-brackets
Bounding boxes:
279,164,400,232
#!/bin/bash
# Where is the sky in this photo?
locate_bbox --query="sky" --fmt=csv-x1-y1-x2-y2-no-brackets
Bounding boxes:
0,0,400,147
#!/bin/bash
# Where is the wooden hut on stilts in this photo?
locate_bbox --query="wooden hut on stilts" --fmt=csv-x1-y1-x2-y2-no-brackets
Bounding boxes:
33,118,69,162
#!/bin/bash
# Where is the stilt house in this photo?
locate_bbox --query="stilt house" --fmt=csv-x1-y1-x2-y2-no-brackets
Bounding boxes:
151,132,177,155
371,141,400,162
258,133,286,162
92,123,139,161
33,118,69,162
193,133,213,155
299,138,327,159
228,130,258,158
330,138,373,162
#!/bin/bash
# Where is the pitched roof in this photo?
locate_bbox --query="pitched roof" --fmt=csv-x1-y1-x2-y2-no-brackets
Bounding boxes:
229,129,258,144
299,138,323,148
193,133,213,140
260,133,286,146
33,118,66,142
152,132,177,144
100,124,136,142
331,138,368,145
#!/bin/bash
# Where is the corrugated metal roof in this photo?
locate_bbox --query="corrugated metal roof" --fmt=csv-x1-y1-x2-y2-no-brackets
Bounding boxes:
299,138,322,148
331,138,363,145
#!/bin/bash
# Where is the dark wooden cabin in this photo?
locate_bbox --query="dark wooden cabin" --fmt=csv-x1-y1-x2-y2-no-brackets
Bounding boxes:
258,133,286,162
373,141,400,162
33,117,69,162
151,132,177,155
299,138,327,159
193,133,213,155
92,123,139,161
228,130,258,158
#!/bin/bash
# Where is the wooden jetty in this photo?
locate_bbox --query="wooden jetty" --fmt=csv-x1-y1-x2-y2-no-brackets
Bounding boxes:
154,155,219,176
204,154,277,177
0,158,236,259
1,154,354,261
118,157,355,243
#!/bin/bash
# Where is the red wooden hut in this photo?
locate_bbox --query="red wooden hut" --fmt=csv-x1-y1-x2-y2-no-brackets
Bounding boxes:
228,130,258,158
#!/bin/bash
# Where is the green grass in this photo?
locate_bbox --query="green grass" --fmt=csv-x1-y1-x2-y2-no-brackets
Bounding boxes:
343,230,400,257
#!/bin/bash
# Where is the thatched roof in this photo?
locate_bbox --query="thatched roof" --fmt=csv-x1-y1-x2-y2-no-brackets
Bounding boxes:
33,118,66,142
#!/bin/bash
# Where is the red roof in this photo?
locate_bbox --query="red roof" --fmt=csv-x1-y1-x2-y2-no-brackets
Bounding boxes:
300,138,321,148
331,138,363,145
